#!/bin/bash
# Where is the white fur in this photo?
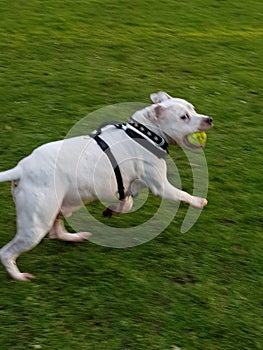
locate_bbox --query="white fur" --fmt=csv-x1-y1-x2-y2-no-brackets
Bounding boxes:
0,92,212,281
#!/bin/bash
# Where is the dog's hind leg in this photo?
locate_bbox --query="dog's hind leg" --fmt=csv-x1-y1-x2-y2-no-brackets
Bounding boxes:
0,186,61,281
0,221,52,281
49,216,91,242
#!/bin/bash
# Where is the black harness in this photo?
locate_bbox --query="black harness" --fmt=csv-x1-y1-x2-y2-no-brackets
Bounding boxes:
90,120,168,200
92,133,126,200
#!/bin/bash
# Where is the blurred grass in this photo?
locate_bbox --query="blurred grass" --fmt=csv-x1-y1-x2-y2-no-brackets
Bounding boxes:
0,0,262,349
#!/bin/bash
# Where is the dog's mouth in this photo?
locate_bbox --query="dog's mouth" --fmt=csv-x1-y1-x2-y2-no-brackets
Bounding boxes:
182,118,213,150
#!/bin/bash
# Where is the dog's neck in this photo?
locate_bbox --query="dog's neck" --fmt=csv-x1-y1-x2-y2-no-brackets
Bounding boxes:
129,105,173,145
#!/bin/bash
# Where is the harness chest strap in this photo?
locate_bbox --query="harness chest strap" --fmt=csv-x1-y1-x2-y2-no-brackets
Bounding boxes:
92,134,126,200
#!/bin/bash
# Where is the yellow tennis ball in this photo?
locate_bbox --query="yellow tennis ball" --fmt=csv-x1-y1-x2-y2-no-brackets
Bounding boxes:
187,132,207,147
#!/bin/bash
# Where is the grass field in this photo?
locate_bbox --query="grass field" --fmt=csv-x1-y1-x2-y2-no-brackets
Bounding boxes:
0,0,262,349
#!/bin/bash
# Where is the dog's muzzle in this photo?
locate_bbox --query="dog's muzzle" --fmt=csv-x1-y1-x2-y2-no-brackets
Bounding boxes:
182,116,213,150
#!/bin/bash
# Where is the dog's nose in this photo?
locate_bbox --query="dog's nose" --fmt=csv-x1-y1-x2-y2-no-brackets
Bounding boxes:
206,117,213,125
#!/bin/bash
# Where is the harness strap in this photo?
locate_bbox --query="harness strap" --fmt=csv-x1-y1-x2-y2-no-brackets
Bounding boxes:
128,119,168,152
125,127,167,159
116,121,168,158
92,134,125,200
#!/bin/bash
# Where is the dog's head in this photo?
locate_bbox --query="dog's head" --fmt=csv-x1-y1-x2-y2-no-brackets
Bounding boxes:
148,91,213,149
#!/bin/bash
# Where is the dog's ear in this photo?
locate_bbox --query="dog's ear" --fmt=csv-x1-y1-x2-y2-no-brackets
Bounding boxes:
154,104,166,119
150,91,172,104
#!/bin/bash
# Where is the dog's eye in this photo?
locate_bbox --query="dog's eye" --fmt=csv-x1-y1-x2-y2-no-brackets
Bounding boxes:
180,114,189,121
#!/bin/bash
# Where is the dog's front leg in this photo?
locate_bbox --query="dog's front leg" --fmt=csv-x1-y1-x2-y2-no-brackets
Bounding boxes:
154,180,207,209
103,196,134,217
144,161,207,209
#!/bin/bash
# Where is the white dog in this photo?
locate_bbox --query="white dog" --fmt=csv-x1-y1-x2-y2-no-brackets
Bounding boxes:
0,91,212,281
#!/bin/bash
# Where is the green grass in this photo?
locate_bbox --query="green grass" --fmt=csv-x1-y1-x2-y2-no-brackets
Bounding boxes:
0,0,262,349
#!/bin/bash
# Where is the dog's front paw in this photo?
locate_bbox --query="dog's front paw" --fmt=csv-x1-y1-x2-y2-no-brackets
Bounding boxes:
14,272,35,282
103,207,114,217
190,196,208,209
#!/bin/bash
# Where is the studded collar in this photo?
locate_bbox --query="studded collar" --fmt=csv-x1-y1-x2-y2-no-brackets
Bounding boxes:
127,119,168,153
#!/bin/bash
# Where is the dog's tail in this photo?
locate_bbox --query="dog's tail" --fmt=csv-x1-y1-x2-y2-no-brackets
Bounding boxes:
0,166,21,183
